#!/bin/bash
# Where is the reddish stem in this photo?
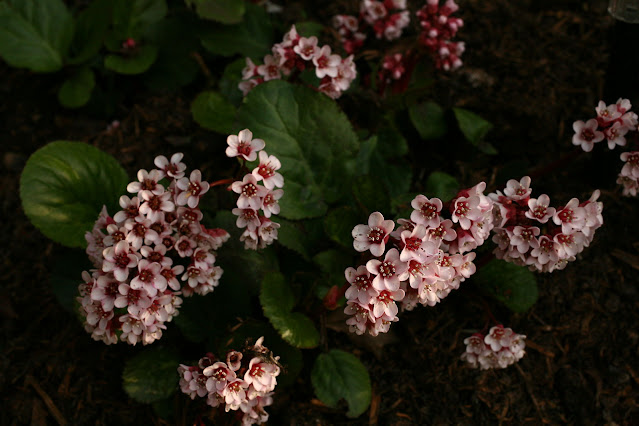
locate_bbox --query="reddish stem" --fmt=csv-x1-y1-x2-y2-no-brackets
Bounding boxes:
209,177,235,188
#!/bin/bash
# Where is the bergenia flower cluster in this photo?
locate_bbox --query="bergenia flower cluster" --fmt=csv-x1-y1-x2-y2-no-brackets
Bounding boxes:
80,153,230,345
572,98,639,196
178,337,280,425
333,0,410,54
489,176,603,273
344,183,494,336
461,325,526,370
239,25,357,99
416,0,465,71
226,129,284,250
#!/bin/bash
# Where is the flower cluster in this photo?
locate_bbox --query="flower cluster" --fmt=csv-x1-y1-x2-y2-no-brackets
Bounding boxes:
572,98,639,196
80,153,230,345
489,176,603,273
344,183,494,336
461,325,526,370
416,0,465,71
333,0,410,54
178,337,280,425
226,129,284,250
378,53,406,86
239,25,357,99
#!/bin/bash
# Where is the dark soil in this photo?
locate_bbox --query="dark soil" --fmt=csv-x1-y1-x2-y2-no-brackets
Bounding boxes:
3,0,639,425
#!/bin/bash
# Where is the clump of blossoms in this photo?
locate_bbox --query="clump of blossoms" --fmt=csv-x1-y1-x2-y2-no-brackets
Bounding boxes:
80,153,230,345
226,129,284,250
344,183,494,336
416,0,464,71
461,325,526,370
571,98,639,196
333,0,410,54
489,176,603,273
239,25,357,99
178,337,280,425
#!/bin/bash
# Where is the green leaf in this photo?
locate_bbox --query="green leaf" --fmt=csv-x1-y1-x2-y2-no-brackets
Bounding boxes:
473,259,539,313
58,67,95,108
409,101,447,140
260,272,319,348
220,58,246,106
104,45,159,74
122,348,179,404
313,249,352,285
311,349,372,418
295,21,324,38
186,0,245,24
452,107,493,146
352,174,391,213
112,0,168,38
49,249,92,313
276,218,310,259
69,0,112,64
20,141,128,248
191,91,236,134
200,3,272,58
237,80,360,219
324,206,361,249
424,171,459,202
143,14,202,90
0,0,74,72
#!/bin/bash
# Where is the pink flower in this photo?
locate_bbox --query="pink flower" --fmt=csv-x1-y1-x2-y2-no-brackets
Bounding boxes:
244,357,279,393
261,189,284,218
525,194,555,223
293,36,319,60
352,212,395,257
572,119,604,152
126,169,164,196
226,129,266,162
252,151,284,189
503,176,532,201
410,195,442,227
204,362,236,392
176,170,210,208
130,259,167,297
313,45,341,78
102,240,139,282
232,174,268,210
154,153,186,179
345,265,377,304
367,248,408,291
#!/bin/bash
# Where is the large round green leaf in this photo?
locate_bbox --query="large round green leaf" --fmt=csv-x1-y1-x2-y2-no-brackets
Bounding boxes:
58,67,95,108
237,81,360,219
473,259,539,313
311,349,372,418
122,348,179,403
20,141,128,248
104,45,159,75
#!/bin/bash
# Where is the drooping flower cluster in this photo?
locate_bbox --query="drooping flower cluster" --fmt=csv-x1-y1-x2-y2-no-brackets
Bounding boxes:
178,337,280,425
333,0,410,54
344,183,494,336
461,325,526,370
239,25,357,99
489,176,603,273
416,0,465,71
80,153,230,345
226,129,284,250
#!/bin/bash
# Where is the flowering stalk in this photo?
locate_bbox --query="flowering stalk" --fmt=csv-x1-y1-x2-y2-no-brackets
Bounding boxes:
80,153,230,345
178,337,280,425
461,325,526,369
226,129,284,250
489,176,603,272
239,25,357,99
416,0,465,71
344,183,494,336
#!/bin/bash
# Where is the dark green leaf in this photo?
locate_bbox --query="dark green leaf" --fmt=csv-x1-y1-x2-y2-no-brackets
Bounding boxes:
313,249,352,285
311,349,372,418
237,81,360,219
191,91,236,134
352,174,391,214
122,348,179,403
452,107,493,145
409,101,447,140
112,0,168,38
424,171,459,202
58,67,95,108
20,141,128,248
49,249,92,313
69,0,112,64
295,22,324,38
473,259,539,313
0,0,74,72
220,58,246,106
186,0,245,24
104,45,159,74
324,206,361,249
276,218,310,259
260,272,319,348
200,3,272,58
